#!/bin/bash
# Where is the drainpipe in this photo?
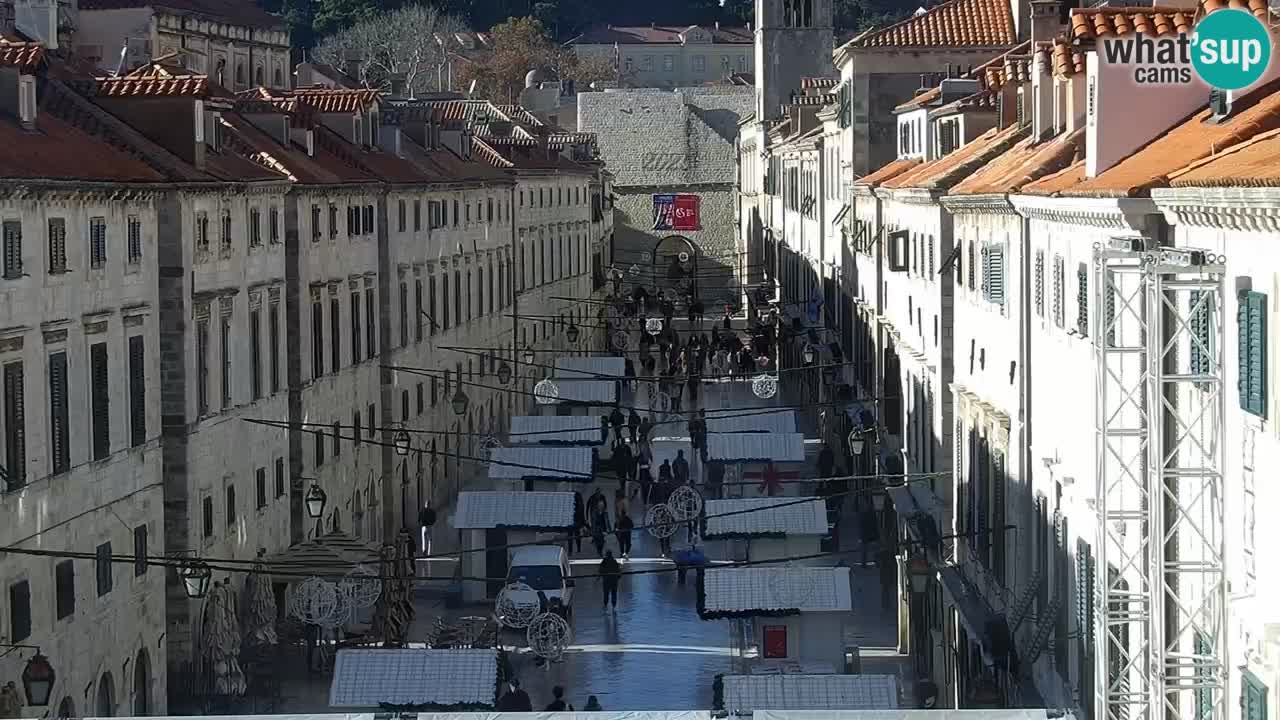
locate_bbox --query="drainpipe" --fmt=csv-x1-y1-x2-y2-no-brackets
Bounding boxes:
1017,210,1033,594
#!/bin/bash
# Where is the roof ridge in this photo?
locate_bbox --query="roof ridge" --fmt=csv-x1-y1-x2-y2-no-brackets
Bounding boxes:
1168,125,1280,180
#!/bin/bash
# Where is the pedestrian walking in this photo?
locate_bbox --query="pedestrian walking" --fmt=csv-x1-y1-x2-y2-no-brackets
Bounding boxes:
570,491,586,553
613,441,633,489
584,696,603,711
694,298,706,329
609,407,626,445
707,460,725,499
614,484,629,520
628,409,641,443
545,686,571,711
639,415,654,445
673,450,690,485
600,551,621,609
418,503,436,556
723,308,732,330
616,510,634,558
497,680,533,711
818,443,835,479
658,459,673,485
686,373,699,408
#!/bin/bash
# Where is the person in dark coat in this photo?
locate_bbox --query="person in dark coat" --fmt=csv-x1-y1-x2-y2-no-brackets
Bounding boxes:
591,500,611,556
672,450,690,486
817,443,835,479
545,686,571,711
639,415,655,446
613,440,633,484
599,551,622,609
609,407,626,444
693,298,706,329
584,696,603,711
615,509,634,558
706,460,725,499
497,679,533,711
722,309,732,330
588,487,607,524
624,358,636,392
570,491,586,553
658,459,673,485
627,409,642,442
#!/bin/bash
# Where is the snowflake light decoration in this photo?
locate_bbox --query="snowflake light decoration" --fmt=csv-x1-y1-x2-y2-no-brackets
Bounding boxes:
534,378,560,405
288,577,341,626
752,374,779,399
645,317,663,336
339,564,382,608
527,611,572,660
678,251,690,264
495,582,540,629
481,434,503,459
611,330,630,352
768,562,816,608
652,391,672,417
668,485,704,522
628,264,641,276
645,503,680,539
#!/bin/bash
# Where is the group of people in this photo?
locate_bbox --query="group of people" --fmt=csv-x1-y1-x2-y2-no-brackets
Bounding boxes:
496,679,603,712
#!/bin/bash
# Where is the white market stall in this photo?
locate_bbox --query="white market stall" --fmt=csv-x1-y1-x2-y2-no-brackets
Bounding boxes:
508,415,607,447
451,491,575,602
329,648,499,710
534,379,619,418
716,673,900,715
699,566,853,671
556,356,626,378
705,409,797,434
701,497,828,563
706,433,808,498
486,446,595,492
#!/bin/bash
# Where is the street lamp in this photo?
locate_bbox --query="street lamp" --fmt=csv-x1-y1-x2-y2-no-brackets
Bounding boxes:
521,346,536,366
802,343,816,365
20,653,54,706
849,429,867,455
179,558,213,599
871,491,887,512
565,322,580,344
451,388,470,416
305,484,327,520
908,555,932,593
497,361,513,385
393,429,412,457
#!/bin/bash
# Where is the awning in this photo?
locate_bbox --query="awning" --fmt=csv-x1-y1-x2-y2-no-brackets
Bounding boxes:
486,446,593,481
263,531,383,581
707,432,805,462
705,409,797,434
452,491,575,530
937,566,999,668
508,415,604,445
547,379,618,404
555,356,626,378
721,673,898,713
329,648,498,708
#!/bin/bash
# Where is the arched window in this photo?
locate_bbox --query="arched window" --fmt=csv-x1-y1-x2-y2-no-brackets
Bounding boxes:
96,672,116,718
254,65,264,86
273,67,283,87
133,649,151,715
215,59,226,87
235,63,246,87
803,0,813,25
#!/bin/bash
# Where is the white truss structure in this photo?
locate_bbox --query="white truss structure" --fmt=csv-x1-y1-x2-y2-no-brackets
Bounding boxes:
1094,239,1227,720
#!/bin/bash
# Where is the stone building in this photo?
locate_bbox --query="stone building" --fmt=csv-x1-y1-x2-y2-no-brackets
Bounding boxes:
578,86,752,308
568,23,752,89
75,0,290,89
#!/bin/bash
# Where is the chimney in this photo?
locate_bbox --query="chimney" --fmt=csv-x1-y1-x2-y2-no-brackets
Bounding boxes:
14,0,58,50
1030,0,1065,44
650,21,655,28
1032,49,1055,138
747,21,752,31
715,21,720,30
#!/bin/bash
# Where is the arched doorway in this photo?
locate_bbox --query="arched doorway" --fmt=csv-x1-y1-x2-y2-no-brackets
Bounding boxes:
96,672,116,717
651,235,700,302
56,697,75,719
133,649,151,715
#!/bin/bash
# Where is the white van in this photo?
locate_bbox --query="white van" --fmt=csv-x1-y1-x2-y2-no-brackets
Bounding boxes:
503,545,575,621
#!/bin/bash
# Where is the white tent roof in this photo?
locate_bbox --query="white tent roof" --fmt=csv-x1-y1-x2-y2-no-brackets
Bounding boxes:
453,491,575,529
509,414,604,445
722,674,899,713
703,497,828,538
705,409,797,434
556,356,626,378
487,446,593,480
545,379,618,404
329,648,498,708
707,433,806,462
754,712,1059,720
93,714,717,720
702,566,852,614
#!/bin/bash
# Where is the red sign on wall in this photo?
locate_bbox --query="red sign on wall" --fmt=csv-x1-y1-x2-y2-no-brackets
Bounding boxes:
763,625,788,659
652,194,701,231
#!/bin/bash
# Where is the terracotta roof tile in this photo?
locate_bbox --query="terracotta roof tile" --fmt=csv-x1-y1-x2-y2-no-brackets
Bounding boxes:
802,77,839,89
1167,126,1280,186
884,123,1027,190
1040,37,1085,79
1021,159,1086,194
1201,0,1270,19
288,88,381,113
569,24,752,45
1059,79,1280,197
895,86,942,112
848,0,1016,48
854,158,922,187
952,128,1085,194
79,0,285,29
1069,7,1194,40
472,136,514,168
96,56,209,97
0,38,44,70
548,132,595,150
0,97,166,183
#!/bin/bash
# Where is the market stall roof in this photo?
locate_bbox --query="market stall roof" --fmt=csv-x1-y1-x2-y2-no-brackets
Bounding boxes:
705,409,797,434
545,379,618,404
509,415,605,445
753,712,1062,720
707,433,806,462
703,497,828,538
720,673,899,714
92,713,719,720
556,356,626,378
699,566,852,618
453,491,575,529
263,530,383,580
329,648,498,709
487,446,593,480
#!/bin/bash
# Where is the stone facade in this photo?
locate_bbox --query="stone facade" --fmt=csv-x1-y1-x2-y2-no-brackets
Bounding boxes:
570,24,752,89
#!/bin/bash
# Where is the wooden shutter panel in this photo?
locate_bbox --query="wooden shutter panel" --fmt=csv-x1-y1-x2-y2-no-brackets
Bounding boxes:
2,362,24,487
992,450,1006,584
49,352,69,474
1243,670,1268,720
90,343,110,460
1034,250,1044,317
981,244,991,301
1239,291,1268,417
1077,263,1090,337
2,220,21,279
988,245,1005,306
128,336,145,447
1104,270,1117,347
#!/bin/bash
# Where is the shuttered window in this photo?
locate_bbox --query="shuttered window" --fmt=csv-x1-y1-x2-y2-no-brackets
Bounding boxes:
453,270,461,326
256,467,267,508
250,309,262,400
1238,290,1268,418
1034,249,1044,317
332,422,341,457
1053,255,1065,328
966,241,976,289
1054,512,1070,670
1077,263,1090,337
1195,631,1213,720
274,457,285,498
220,312,231,407
1189,290,1214,377
984,243,1006,307
365,287,376,358
992,450,1006,586
2,220,21,279
90,342,110,461
127,215,142,263
8,580,30,642
415,279,424,342
2,362,24,488
128,335,145,447
430,274,440,335
55,560,74,620
225,485,236,525
202,496,213,537
350,292,361,363
48,352,69,474
310,302,323,380
47,218,66,273
330,297,341,372
95,541,112,596
1104,270,1117,347
1243,670,1268,720
1077,539,1095,719
399,282,409,347
133,524,147,576
89,219,108,267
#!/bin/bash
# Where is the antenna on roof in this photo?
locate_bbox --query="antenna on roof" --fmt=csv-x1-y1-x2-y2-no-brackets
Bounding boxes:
115,43,128,77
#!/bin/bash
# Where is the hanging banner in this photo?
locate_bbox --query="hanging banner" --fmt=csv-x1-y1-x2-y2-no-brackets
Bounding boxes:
653,194,701,231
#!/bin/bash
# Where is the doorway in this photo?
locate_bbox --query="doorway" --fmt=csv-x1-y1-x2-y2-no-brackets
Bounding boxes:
485,528,508,598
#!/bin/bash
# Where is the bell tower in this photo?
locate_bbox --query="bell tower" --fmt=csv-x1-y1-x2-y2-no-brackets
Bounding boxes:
754,0,835,122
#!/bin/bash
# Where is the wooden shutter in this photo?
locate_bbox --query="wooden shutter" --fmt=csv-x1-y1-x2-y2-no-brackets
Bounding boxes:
128,335,145,447
55,560,74,619
48,352,69,474
350,291,361,361
2,361,24,487
365,287,375,358
1077,540,1095,720
95,541,112,596
1238,291,1268,418
1243,670,1268,720
1053,256,1065,327
3,220,22,278
1189,290,1212,376
90,343,109,460
1105,270,1117,347
1077,263,1090,337
992,450,1006,585
133,524,147,576
8,580,30,641
1194,631,1213,720
988,244,1005,307
1034,250,1044,317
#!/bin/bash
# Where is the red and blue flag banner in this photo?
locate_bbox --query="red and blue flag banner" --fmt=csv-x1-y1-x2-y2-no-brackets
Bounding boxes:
652,194,701,231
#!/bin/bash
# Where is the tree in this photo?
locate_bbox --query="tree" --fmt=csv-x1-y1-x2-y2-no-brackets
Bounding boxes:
456,16,557,102
312,4,468,96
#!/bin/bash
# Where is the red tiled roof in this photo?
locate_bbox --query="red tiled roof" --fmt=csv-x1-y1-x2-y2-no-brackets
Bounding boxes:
496,104,544,128
79,0,285,29
570,24,752,45
288,88,381,113
1167,126,1280,187
846,0,1016,48
1069,7,1194,40
548,132,595,150
0,99,166,182
951,128,1085,194
802,77,838,90
1057,79,1280,197
0,38,44,69
217,114,348,184
1036,37,1084,79
1021,160,1086,195
96,57,208,97
884,123,1027,190
896,86,941,112
471,136,515,169
854,158,921,187
1201,0,1270,18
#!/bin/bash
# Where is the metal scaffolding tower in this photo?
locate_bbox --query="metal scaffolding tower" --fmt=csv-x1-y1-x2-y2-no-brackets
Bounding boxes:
1094,238,1227,720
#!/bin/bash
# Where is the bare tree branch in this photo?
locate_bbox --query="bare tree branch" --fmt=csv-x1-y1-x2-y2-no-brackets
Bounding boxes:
312,5,468,96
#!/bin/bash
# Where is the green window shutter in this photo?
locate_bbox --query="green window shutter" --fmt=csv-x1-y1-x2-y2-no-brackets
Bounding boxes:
988,244,1005,307
1239,291,1269,418
981,244,991,301
1190,290,1214,377
1195,632,1213,720
1034,250,1044,318
1243,669,1268,720
1077,263,1090,337
1104,270,1116,347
